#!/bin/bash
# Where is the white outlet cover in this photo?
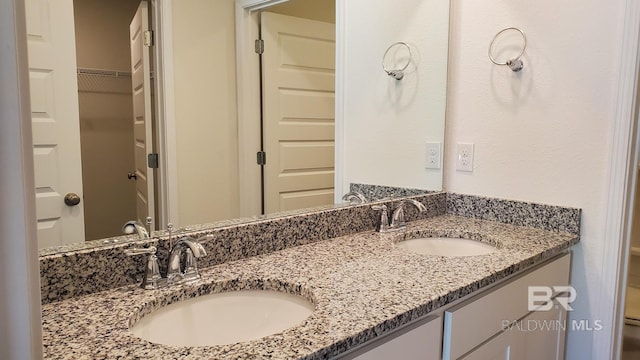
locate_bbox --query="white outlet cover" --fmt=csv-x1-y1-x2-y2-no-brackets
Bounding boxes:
456,143,474,172
425,142,441,169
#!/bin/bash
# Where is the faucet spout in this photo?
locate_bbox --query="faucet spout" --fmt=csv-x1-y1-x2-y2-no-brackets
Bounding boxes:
167,235,211,283
342,191,368,205
177,237,208,258
401,198,427,213
122,220,150,239
390,199,427,231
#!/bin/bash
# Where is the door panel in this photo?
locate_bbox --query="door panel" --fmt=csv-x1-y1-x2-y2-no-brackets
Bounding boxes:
279,189,335,211
129,1,155,229
261,12,335,214
279,142,334,172
26,0,85,247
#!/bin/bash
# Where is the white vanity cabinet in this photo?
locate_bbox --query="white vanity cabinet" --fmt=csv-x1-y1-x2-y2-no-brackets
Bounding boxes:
338,253,571,360
443,253,571,360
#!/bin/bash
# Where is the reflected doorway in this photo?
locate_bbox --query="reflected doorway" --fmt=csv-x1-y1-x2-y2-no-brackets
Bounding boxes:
74,0,144,241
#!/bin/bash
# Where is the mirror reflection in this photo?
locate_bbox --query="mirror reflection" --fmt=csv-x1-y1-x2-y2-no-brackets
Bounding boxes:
27,0,448,252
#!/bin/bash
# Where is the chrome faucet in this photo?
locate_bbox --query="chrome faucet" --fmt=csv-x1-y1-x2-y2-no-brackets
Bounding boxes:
125,234,211,290
122,217,153,239
342,191,368,205
390,199,427,231
166,235,210,283
371,199,426,232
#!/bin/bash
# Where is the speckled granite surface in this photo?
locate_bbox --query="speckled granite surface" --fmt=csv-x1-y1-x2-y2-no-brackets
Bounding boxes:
41,214,579,360
38,192,582,305
446,193,581,235
37,203,365,257
349,183,434,201
40,193,446,304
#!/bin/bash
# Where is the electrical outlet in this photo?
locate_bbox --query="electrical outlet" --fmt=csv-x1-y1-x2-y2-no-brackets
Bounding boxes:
425,142,441,169
456,143,474,172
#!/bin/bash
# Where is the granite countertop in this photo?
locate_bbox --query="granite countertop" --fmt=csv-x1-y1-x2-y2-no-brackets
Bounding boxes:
41,214,579,359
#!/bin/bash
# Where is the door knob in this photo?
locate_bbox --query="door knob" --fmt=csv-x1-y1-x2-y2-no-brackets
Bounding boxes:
127,172,138,180
64,193,81,207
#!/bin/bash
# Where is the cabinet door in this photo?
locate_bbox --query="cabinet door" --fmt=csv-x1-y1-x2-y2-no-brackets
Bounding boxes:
345,315,442,360
520,304,566,360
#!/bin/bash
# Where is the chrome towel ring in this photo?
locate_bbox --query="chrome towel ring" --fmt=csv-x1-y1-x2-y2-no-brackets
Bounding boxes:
382,42,412,80
489,27,527,72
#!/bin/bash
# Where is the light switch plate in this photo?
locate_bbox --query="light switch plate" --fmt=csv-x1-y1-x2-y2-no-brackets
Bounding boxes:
456,143,474,172
425,142,441,169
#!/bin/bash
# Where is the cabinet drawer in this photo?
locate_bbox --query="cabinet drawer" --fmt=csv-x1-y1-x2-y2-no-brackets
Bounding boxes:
342,315,442,360
443,253,571,360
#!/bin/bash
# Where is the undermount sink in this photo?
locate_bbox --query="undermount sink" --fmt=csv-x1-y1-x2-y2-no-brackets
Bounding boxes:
396,237,497,257
130,290,315,347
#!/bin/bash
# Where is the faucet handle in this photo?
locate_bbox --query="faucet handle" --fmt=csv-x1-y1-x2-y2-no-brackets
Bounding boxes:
371,205,390,232
125,246,165,290
167,222,175,249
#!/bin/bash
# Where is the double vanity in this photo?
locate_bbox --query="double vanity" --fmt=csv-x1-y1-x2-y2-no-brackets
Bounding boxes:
39,192,580,359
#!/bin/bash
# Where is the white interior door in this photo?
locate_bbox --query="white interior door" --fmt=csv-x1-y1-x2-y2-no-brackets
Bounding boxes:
261,12,336,214
26,0,86,248
130,1,155,229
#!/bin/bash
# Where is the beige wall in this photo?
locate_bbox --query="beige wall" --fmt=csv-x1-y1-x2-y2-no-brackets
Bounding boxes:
74,0,140,71
74,0,139,240
268,0,335,23
172,0,240,225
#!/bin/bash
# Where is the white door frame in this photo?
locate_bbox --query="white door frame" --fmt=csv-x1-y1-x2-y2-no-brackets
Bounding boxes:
599,1,640,359
0,0,43,357
152,0,177,228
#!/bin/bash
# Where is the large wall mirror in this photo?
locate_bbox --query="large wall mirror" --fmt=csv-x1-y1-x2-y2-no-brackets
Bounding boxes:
26,0,449,252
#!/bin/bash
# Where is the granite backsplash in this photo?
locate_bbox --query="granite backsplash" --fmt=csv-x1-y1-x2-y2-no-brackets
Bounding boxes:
39,192,580,304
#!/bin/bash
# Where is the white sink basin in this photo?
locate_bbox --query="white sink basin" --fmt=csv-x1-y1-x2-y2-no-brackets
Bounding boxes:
130,290,314,346
397,237,497,257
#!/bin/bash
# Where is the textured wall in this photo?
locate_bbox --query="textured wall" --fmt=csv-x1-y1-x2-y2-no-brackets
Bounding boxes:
444,1,626,358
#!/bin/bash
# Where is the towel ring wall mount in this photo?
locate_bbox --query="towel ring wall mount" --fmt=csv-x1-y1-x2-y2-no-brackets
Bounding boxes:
382,42,412,80
488,27,527,72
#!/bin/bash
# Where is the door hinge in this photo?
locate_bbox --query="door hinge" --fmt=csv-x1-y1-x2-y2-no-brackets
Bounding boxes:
255,39,264,54
148,153,159,169
144,30,154,47
257,151,266,165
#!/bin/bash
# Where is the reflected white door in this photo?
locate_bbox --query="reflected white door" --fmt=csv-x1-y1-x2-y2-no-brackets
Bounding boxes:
26,0,86,248
129,1,155,229
261,12,336,214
